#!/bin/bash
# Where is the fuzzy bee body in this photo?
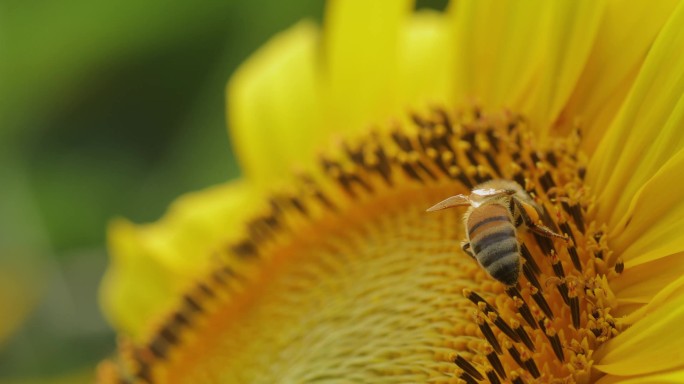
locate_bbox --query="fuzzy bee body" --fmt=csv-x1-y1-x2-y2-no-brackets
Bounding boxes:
427,180,566,286
465,203,520,285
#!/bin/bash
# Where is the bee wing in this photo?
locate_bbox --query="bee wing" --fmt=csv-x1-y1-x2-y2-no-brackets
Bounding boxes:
471,188,516,198
426,195,471,212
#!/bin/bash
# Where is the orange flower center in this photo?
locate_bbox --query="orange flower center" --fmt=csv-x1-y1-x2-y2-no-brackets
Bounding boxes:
99,108,623,384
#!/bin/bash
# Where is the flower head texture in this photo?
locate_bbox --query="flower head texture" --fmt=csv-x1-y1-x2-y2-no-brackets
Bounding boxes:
98,1,684,383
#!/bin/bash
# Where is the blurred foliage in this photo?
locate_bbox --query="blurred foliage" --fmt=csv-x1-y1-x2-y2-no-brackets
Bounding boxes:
0,0,323,382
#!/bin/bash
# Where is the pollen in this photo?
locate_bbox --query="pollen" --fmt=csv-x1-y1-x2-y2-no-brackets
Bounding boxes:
99,108,622,384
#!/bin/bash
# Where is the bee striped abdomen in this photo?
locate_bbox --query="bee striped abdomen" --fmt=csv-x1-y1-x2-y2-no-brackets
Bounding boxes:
467,205,520,285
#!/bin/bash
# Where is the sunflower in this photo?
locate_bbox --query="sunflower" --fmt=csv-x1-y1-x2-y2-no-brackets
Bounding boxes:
97,1,684,383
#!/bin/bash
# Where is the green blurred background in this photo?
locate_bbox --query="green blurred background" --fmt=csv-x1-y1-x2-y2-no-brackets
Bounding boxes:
0,1,447,382
0,1,324,382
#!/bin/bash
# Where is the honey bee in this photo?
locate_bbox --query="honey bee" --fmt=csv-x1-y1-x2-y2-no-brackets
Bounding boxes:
427,180,566,285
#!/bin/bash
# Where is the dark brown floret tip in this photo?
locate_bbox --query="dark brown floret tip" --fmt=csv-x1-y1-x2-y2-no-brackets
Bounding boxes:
486,369,502,384
454,355,484,381
486,351,506,379
476,312,502,355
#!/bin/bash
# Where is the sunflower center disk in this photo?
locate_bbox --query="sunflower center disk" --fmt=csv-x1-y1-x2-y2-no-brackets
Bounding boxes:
108,109,623,384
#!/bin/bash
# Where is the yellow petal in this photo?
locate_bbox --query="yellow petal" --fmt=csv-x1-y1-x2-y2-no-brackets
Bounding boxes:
524,0,604,131
323,0,412,134
597,369,684,384
100,218,179,340
397,11,454,109
612,252,684,316
450,0,536,109
599,149,684,313
608,149,684,263
595,275,684,376
449,0,603,133
227,21,321,187
557,0,679,152
623,272,684,327
100,180,259,339
588,2,684,227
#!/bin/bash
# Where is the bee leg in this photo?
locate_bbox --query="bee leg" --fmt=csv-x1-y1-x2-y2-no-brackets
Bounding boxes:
528,222,568,241
513,198,568,241
514,215,524,228
509,198,525,227
461,241,475,259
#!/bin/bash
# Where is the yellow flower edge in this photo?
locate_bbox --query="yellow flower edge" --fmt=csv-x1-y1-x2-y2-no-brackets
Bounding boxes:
99,0,684,383
100,180,264,341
